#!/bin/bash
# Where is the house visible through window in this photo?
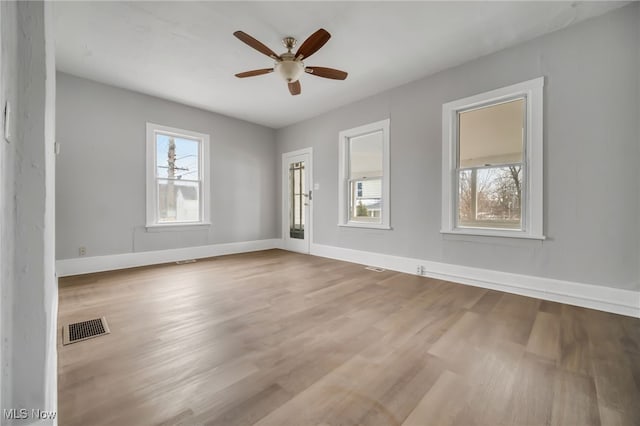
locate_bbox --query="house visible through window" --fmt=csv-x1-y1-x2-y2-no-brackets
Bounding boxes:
441,77,544,239
146,123,210,228
338,119,390,229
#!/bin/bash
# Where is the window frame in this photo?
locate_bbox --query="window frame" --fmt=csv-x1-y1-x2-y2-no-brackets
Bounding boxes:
338,119,391,229
145,122,211,230
441,77,545,240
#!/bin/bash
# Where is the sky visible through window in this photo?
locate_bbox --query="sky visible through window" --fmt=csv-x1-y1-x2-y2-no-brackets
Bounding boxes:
156,134,199,180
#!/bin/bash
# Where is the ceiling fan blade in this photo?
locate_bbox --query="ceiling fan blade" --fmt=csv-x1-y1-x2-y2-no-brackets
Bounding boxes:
233,31,280,59
235,68,274,78
288,80,301,96
295,28,331,60
305,66,348,80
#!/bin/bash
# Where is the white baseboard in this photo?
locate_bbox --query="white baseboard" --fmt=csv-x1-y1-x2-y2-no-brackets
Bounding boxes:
56,239,640,318
56,238,281,277
310,243,640,318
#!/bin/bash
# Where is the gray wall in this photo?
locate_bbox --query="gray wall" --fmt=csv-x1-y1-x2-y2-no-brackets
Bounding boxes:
1,1,18,412
277,4,640,291
56,73,278,260
637,1,640,296
1,0,57,422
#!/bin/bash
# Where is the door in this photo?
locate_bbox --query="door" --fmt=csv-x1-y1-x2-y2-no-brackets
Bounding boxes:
283,149,312,253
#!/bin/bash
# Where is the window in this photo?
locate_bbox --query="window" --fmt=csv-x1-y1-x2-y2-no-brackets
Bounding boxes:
338,119,390,229
146,123,210,228
441,78,544,239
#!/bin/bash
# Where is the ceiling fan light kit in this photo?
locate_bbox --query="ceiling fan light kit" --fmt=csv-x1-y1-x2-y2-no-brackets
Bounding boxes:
275,55,304,83
233,28,348,96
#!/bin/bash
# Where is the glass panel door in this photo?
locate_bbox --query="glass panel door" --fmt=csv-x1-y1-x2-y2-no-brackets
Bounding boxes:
283,150,311,254
289,161,305,239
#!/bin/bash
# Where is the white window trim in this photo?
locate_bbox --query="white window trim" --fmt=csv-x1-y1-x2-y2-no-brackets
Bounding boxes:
441,77,545,240
338,119,391,230
146,122,211,230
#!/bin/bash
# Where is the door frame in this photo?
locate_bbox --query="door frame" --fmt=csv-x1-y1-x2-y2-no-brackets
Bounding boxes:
282,147,313,253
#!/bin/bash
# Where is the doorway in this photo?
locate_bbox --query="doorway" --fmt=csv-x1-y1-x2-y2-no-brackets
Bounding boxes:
282,148,312,253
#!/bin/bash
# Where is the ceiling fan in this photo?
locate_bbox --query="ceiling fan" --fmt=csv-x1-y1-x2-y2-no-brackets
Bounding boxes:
233,28,348,96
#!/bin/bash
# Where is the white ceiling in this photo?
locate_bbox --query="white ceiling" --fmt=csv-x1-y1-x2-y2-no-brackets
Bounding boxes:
54,1,627,129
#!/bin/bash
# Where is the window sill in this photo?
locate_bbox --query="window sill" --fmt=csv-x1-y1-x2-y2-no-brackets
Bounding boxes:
440,229,545,240
339,222,392,230
146,222,211,232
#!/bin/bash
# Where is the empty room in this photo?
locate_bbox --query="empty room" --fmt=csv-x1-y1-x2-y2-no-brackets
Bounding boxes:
0,1,639,425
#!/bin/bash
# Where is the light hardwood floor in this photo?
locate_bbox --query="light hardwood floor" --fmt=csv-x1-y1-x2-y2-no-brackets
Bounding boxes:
58,249,640,426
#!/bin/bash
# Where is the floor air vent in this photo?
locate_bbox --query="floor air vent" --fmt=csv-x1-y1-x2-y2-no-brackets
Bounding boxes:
62,317,110,345
365,266,386,272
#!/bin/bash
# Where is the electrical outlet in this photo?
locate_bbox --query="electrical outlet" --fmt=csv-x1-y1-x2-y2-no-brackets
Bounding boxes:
416,265,425,276
79,246,86,257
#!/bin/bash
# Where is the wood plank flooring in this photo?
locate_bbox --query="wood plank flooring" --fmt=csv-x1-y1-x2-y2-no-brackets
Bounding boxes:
57,249,640,426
